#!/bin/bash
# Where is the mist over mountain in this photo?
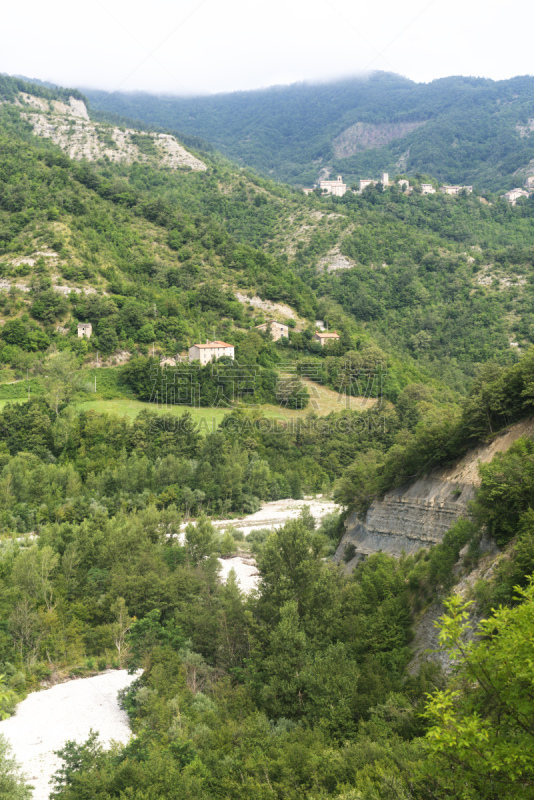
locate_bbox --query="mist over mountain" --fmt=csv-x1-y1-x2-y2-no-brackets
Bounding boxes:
83,71,534,190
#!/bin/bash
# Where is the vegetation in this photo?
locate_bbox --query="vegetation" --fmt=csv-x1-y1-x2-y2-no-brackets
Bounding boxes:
85,72,534,190
0,72,533,800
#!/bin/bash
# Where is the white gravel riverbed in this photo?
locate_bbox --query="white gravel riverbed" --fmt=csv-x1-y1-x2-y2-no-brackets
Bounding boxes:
0,500,340,798
0,670,138,800
212,497,340,593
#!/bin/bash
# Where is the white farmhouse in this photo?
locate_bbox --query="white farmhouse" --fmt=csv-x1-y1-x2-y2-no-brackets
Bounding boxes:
440,185,473,195
503,188,530,205
188,340,235,365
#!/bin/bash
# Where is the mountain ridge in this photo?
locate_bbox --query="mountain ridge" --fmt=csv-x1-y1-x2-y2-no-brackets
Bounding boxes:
81,72,534,191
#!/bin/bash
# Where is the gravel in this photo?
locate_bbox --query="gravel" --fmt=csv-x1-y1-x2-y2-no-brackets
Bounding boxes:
215,498,340,593
0,670,139,800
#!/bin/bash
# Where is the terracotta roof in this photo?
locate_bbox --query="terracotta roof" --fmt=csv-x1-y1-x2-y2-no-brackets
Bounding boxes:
315,331,339,338
190,341,233,349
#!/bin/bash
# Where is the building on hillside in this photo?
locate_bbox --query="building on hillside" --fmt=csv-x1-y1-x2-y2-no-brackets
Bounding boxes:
397,179,410,191
302,187,315,195
319,175,348,197
77,323,92,338
380,172,389,186
314,330,340,347
525,176,534,191
503,188,530,205
440,185,473,195
160,357,177,367
421,183,435,194
255,320,289,341
188,341,235,365
359,178,375,192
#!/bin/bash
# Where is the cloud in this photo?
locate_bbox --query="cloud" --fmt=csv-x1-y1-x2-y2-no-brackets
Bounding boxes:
1,0,532,95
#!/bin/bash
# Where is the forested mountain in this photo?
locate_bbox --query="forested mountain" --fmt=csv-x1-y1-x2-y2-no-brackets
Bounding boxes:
83,72,534,190
1,73,534,800
3,71,534,396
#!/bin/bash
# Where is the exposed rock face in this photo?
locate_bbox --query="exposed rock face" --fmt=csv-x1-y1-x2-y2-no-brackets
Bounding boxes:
336,476,476,564
335,419,534,566
317,247,355,273
333,120,427,158
16,92,206,171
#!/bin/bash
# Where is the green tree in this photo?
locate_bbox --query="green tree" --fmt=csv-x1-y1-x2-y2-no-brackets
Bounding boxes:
184,514,216,564
0,735,31,800
423,583,534,799
41,351,84,415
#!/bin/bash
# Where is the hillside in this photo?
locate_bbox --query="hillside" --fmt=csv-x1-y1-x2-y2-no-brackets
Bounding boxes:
3,75,534,401
2,73,534,800
83,72,534,191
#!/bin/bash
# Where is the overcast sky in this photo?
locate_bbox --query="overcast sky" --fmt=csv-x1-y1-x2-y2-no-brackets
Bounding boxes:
2,0,532,96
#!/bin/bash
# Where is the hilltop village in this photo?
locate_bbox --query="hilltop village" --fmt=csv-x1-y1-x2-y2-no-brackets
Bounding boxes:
306,172,534,203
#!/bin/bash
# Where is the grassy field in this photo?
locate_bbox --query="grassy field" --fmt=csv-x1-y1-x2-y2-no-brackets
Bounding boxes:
0,379,373,429
74,399,317,427
300,379,379,415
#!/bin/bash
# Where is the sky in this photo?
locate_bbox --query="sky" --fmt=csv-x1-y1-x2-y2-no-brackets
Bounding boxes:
1,0,532,96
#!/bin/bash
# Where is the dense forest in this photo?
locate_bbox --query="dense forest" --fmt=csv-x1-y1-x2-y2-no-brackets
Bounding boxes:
84,72,534,190
0,73,534,799
1,351,534,798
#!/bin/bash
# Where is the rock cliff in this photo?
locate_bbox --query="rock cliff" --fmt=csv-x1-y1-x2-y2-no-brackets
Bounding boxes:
13,92,207,171
335,419,534,566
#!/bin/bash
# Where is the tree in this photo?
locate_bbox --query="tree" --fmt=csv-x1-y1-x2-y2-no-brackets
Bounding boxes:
184,514,215,564
0,735,31,800
110,597,133,668
41,351,84,415
1,319,27,347
423,583,534,799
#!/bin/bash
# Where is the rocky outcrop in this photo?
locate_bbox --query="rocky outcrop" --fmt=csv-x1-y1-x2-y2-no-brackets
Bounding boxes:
333,120,427,158
335,419,534,566
317,247,355,273
336,476,475,564
16,92,206,171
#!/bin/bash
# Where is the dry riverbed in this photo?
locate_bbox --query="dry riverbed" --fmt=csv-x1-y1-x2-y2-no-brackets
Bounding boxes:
211,497,340,593
0,670,139,800
1,499,340,799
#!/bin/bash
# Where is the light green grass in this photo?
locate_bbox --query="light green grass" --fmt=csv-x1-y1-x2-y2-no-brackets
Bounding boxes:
75,399,230,428
0,398,24,411
0,394,347,429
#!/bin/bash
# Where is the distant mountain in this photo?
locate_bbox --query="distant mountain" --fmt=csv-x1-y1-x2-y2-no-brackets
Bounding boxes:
83,72,534,191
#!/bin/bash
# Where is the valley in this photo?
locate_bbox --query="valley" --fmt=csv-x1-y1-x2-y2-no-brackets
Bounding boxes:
0,70,533,800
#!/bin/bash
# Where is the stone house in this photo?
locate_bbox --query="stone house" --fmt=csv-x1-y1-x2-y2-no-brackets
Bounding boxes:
440,185,473,195
314,331,340,347
319,175,348,197
188,341,235,365
255,320,289,341
359,179,375,192
503,188,530,205
77,323,92,338
421,183,435,194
